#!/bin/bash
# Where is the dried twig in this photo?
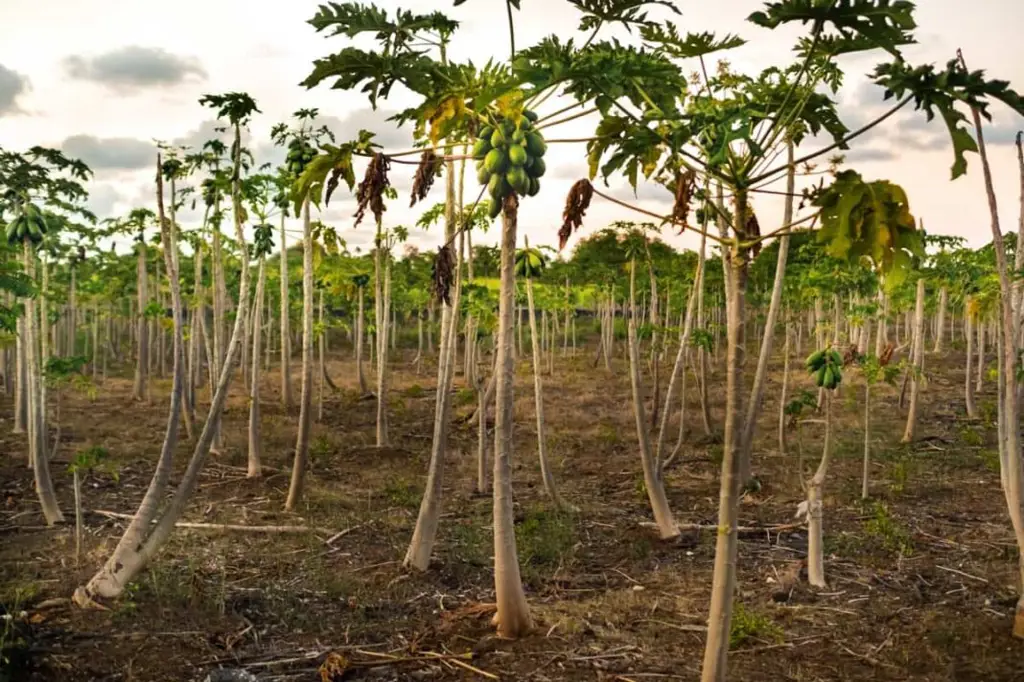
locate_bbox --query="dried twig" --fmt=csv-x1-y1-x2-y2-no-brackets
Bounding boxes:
90,510,332,535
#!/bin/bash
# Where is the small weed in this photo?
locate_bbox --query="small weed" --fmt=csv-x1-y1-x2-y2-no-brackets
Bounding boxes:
863,501,913,555
310,435,334,464
889,459,909,495
516,506,577,568
629,536,653,560
450,521,490,566
404,384,425,398
979,449,1001,474
633,474,647,503
454,388,476,407
959,426,983,447
729,602,783,649
597,423,619,445
382,478,421,509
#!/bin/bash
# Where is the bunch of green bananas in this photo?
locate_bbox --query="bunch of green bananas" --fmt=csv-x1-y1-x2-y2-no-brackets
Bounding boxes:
806,348,843,390
286,138,317,176
473,108,548,219
5,203,48,245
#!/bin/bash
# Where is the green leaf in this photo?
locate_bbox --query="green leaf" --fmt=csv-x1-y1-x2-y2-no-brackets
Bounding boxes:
640,25,746,59
748,0,916,57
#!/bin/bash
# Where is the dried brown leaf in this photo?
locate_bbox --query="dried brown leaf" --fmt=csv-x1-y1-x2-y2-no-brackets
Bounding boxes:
410,150,442,207
559,179,593,251
431,244,456,306
354,152,391,228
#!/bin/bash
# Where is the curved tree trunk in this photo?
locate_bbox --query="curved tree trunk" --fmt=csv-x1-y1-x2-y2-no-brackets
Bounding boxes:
285,196,314,510
526,274,569,510
901,277,926,443
492,193,532,638
627,256,679,539
405,160,462,571
279,211,293,409
247,257,266,478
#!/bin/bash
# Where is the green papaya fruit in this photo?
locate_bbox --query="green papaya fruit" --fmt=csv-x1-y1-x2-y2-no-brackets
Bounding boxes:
507,166,529,195
476,164,491,185
478,125,495,142
488,172,510,200
806,350,825,370
523,109,539,123
508,144,528,166
484,148,508,174
823,366,835,389
815,366,826,387
527,177,541,197
511,129,526,144
525,132,546,157
488,198,502,220
490,129,506,148
472,138,491,160
528,157,546,178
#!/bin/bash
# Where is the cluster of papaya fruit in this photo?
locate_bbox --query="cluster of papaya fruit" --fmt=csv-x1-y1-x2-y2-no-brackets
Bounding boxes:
473,109,547,219
5,203,48,245
806,348,843,389
286,138,317,176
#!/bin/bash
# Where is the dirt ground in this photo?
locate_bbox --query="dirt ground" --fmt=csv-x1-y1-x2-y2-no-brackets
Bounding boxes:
2,334,1023,681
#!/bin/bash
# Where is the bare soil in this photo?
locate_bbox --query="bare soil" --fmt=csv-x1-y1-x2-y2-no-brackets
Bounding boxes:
2,339,1023,681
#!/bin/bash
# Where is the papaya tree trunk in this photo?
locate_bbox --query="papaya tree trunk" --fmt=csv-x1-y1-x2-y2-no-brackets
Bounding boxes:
285,195,314,510
492,194,532,638
132,238,149,401
526,274,568,510
934,286,948,353
405,160,462,571
356,287,368,394
965,300,977,418
627,256,679,539
700,196,749,682
279,211,293,409
807,393,833,587
901,277,926,443
247,257,266,478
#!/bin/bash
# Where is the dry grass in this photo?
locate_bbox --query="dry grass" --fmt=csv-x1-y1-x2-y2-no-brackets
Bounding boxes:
1,335,1023,681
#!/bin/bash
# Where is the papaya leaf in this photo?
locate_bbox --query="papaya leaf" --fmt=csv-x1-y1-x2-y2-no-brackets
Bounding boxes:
748,0,916,57
640,25,746,58
872,58,1024,179
568,0,680,32
812,170,923,286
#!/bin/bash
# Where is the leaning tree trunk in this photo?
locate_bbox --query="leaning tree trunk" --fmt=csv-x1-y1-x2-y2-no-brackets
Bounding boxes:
132,239,149,401
78,146,252,602
24,242,62,524
960,52,1024,636
627,256,679,539
901,277,926,443
247,257,266,479
739,142,794,483
526,274,569,510
491,193,532,639
279,211,293,409
700,197,749,682
285,196,314,511
405,160,463,571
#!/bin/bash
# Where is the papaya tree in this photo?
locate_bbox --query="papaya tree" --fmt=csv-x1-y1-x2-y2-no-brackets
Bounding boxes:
75,92,260,603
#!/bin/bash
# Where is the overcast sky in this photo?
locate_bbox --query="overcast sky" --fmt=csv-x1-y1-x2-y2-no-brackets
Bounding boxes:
0,0,1022,258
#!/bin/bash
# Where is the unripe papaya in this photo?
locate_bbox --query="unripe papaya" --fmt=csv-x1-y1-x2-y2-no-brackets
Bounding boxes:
483,148,508,174
508,144,528,166
488,172,510,199
528,157,546,178
527,177,541,196
525,132,546,157
472,138,491,160
507,166,529,195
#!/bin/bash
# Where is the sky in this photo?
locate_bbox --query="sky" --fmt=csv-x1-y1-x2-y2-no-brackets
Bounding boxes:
0,0,1022,258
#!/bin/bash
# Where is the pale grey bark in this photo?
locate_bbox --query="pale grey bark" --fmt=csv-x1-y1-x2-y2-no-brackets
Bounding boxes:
247,258,266,478
285,196,314,510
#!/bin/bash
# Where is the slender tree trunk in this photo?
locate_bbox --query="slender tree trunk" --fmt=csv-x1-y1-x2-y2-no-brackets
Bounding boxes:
356,287,369,394
13,313,26,434
285,196,314,510
405,160,463,571
628,256,679,539
976,320,985,392
132,240,149,401
526,274,568,509
247,258,266,478
862,382,871,499
700,196,749,682
376,251,391,447
491,194,532,638
807,393,833,587
901,278,926,443
318,288,325,423
279,211,293,409
778,319,790,456
965,301,977,418
934,287,948,353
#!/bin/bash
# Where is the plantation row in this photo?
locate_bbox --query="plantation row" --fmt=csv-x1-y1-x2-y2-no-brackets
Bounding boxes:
3,1,1024,680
